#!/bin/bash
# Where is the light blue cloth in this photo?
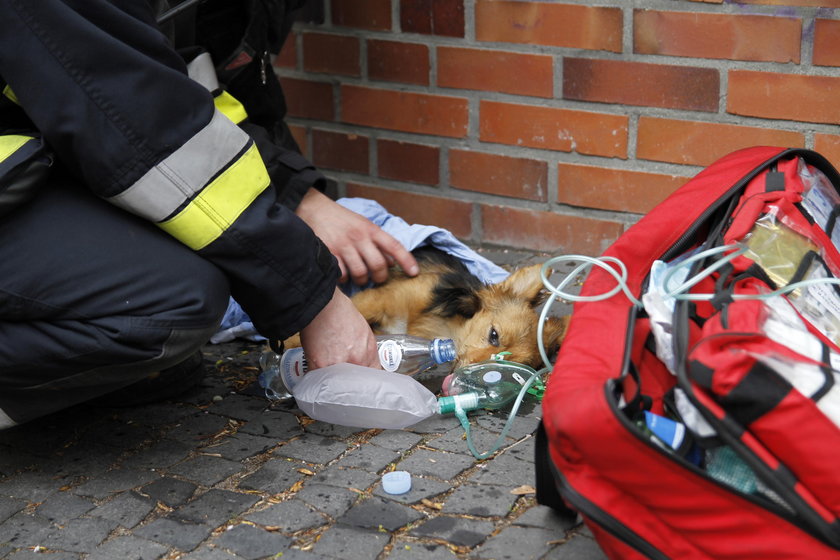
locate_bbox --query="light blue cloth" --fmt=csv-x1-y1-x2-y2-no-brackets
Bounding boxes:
210,197,509,344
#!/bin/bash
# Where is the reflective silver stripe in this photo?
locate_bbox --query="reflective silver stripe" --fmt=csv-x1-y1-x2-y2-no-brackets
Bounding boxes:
187,52,219,92
0,408,16,430
108,110,250,222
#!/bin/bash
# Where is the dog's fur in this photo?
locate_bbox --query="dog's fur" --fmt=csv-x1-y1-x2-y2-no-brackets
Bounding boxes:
288,247,568,369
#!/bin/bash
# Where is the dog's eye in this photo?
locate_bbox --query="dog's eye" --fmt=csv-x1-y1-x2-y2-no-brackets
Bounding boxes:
488,327,500,346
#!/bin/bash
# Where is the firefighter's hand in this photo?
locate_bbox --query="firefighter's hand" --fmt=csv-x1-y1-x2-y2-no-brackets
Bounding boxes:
299,288,380,370
296,189,419,285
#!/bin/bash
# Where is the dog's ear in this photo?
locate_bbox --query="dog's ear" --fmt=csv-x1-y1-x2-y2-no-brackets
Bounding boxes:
541,315,569,363
499,264,549,307
429,272,482,318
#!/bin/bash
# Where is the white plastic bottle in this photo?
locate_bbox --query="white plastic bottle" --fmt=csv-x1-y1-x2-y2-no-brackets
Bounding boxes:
258,335,456,400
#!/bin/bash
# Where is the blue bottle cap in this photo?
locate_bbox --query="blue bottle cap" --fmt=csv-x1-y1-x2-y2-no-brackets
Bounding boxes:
382,470,411,494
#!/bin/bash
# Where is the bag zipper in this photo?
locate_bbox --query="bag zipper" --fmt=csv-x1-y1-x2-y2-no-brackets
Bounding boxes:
548,459,671,560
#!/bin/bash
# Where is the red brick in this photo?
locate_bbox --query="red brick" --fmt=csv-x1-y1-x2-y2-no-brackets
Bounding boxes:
637,117,805,167
815,134,840,170
302,32,360,76
279,77,334,121
728,70,840,125
288,125,308,157
481,205,624,255
331,0,391,30
563,58,719,112
401,0,465,37
346,183,473,238
275,31,297,68
476,1,622,52
368,40,430,85
437,47,553,98
814,19,840,67
634,10,800,63
377,139,439,185
557,164,689,214
341,85,468,138
449,150,547,201
311,129,369,174
480,100,628,159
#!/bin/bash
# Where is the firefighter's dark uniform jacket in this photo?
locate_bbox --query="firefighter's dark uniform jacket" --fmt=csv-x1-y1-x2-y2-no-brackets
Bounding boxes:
0,0,338,344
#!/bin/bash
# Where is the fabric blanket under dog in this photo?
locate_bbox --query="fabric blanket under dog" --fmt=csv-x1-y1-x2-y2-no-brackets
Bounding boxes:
210,197,510,344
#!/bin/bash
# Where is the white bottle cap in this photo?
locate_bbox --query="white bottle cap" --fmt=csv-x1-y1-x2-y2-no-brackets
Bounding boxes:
382,470,412,495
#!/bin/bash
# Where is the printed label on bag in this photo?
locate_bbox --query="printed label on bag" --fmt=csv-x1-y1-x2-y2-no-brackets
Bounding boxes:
378,340,403,372
280,347,308,391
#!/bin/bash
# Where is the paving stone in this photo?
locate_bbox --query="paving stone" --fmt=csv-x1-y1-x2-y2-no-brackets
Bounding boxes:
177,546,244,560
167,454,242,486
442,483,518,517
89,491,155,529
294,484,359,519
164,413,231,444
7,551,79,560
426,424,506,456
0,471,66,502
513,504,578,532
470,450,535,489
259,549,331,560
212,523,292,560
133,517,213,551
205,394,269,422
111,402,196,426
79,420,156,450
338,496,424,531
406,414,461,434
502,436,535,464
239,458,305,495
72,468,158,500
474,412,540,442
308,466,377,491
204,432,276,461
372,474,450,505
40,516,119,553
0,512,52,547
410,516,495,547
334,443,400,472
85,534,168,560
37,443,120,479
303,421,366,439
238,411,303,440
0,543,11,558
395,448,475,481
471,525,558,560
367,430,424,451
139,477,197,507
244,499,327,533
542,532,609,560
312,525,388,559
0,448,38,476
387,542,460,559
275,434,349,465
173,489,260,526
0,496,26,524
34,493,94,524
119,439,193,470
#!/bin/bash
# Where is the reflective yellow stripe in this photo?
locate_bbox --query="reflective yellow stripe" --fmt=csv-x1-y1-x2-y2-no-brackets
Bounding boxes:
214,91,248,124
2,85,19,105
0,135,29,161
158,143,269,250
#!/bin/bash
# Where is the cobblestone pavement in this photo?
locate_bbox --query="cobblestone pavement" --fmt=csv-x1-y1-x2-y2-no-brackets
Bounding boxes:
0,248,608,560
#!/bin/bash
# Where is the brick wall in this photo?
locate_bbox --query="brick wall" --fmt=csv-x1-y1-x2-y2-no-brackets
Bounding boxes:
275,0,840,256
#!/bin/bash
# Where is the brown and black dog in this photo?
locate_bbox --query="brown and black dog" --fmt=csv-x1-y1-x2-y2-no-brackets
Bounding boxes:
288,247,568,370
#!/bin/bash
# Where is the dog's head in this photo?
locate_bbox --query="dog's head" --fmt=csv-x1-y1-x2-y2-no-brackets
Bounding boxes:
428,264,569,369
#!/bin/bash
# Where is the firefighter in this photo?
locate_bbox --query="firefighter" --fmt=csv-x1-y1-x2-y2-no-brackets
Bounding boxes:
0,0,418,428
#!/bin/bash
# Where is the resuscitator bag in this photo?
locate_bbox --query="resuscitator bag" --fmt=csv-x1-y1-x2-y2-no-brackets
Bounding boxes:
291,363,439,429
